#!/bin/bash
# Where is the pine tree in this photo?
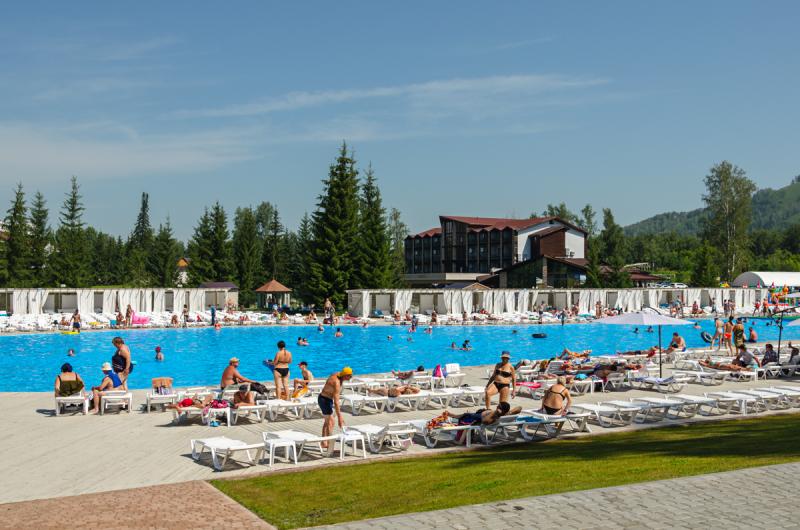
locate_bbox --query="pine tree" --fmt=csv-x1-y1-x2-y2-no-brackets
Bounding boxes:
308,143,361,307
232,207,261,307
187,208,216,285
291,213,313,303
209,202,233,281
584,239,604,287
5,184,32,286
52,176,90,287
353,164,392,288
387,207,409,287
29,191,50,286
88,230,124,286
149,220,181,287
0,235,7,287
129,192,154,252
260,205,284,282
599,208,630,288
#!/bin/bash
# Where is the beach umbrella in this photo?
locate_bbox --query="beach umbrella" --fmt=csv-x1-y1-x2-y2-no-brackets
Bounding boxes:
595,309,694,377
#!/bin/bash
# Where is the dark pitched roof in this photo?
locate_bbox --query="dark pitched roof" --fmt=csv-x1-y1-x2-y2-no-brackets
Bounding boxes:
440,215,588,234
411,227,442,238
442,281,490,290
199,281,239,290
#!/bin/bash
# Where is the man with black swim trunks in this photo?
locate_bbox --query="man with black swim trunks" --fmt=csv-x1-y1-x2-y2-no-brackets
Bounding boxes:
318,367,353,447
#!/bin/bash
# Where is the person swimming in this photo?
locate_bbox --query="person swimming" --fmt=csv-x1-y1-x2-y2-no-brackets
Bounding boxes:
317,324,325,332
155,346,164,361
450,342,457,349
461,340,472,351
387,335,393,341
334,328,343,338
67,348,76,357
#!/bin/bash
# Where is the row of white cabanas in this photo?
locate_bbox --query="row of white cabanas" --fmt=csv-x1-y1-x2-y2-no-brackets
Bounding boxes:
8,288,210,316
348,287,772,317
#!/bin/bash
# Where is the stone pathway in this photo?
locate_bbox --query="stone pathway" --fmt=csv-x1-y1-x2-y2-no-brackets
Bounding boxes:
0,480,272,530
315,462,800,529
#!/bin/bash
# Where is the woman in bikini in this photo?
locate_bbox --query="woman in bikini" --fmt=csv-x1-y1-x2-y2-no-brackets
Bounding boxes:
541,376,572,415
272,340,292,399
485,351,516,409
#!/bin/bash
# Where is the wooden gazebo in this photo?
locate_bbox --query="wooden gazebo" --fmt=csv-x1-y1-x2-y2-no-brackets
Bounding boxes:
256,279,292,309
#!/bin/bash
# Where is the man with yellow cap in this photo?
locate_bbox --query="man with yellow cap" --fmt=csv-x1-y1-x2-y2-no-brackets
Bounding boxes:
220,357,257,390
318,367,354,445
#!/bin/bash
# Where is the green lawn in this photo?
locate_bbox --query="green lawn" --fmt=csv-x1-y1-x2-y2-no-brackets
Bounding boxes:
213,414,800,529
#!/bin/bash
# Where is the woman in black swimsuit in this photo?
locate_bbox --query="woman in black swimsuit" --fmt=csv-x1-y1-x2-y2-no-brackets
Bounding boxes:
541,376,572,415
485,351,516,409
272,340,292,399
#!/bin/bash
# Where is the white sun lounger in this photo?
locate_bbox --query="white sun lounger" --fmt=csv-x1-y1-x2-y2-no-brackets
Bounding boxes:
456,386,487,406
735,389,791,410
231,404,271,424
263,429,360,460
525,410,593,433
605,400,671,423
570,402,640,427
762,387,800,407
631,397,698,419
349,423,415,453
705,391,765,415
671,394,731,415
191,436,264,471
100,391,133,414
340,394,388,415
629,376,688,393
408,419,482,448
55,391,89,416
673,370,731,385
256,399,307,420
385,391,431,412
485,414,566,442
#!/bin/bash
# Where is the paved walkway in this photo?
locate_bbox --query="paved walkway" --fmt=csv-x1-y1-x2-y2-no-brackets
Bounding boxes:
317,462,800,530
0,480,273,530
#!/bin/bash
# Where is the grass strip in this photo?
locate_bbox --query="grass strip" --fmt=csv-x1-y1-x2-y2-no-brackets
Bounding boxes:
213,414,800,529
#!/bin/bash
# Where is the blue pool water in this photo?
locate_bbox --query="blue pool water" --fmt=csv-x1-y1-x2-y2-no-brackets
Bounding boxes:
3,319,798,392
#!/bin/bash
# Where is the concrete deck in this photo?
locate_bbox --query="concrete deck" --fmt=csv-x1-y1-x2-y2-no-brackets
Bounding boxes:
1,361,798,505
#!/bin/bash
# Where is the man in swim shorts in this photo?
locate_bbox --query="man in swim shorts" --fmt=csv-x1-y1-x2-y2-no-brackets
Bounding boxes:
318,367,353,446
220,357,257,389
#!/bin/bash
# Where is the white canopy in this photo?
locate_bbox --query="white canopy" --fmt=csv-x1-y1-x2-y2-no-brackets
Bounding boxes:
733,271,800,288
596,311,693,327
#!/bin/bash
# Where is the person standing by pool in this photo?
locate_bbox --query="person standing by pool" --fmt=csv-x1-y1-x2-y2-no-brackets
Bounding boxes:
485,351,516,409
733,318,746,350
711,317,724,350
181,304,189,328
272,340,292,399
70,309,82,333
125,304,133,327
210,304,217,326
723,317,734,355
111,337,132,376
318,367,353,447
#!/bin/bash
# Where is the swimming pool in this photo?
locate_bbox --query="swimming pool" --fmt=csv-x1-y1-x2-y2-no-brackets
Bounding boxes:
3,319,798,392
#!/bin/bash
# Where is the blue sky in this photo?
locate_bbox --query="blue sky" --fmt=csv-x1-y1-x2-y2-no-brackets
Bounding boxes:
0,2,798,239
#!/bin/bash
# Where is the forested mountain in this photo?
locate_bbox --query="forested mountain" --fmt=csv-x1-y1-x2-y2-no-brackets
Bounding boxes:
625,176,800,235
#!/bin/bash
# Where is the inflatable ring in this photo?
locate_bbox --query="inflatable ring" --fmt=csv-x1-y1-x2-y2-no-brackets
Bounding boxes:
532,333,547,339
700,331,713,344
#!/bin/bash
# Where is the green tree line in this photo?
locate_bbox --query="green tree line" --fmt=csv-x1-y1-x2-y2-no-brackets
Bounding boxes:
0,143,409,308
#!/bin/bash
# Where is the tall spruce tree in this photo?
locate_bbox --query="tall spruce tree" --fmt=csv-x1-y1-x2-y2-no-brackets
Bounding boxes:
292,213,313,303
52,176,90,286
209,202,233,281
232,207,261,307
5,184,32,286
187,208,215,285
129,192,154,251
260,204,284,282
354,164,392,288
308,143,361,307
387,207,409,287
29,191,50,286
149,220,181,287
701,161,756,280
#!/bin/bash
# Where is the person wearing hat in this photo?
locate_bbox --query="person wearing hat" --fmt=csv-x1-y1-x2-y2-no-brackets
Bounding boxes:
88,362,126,414
485,351,516,409
155,346,164,361
220,357,256,389
232,384,256,409
318,367,353,446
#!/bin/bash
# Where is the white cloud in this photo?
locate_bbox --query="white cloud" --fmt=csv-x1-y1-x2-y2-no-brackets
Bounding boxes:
0,122,260,182
171,74,609,119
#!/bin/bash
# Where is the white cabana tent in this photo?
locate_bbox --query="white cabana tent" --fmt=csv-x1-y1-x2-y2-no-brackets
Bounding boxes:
732,271,800,288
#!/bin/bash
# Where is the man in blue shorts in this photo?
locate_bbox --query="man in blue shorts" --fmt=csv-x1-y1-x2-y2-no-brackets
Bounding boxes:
318,367,353,447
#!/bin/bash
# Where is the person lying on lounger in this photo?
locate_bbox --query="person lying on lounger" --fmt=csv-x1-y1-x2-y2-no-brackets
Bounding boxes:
392,366,425,380
441,402,522,427
368,384,421,397
166,395,214,412
699,359,750,372
615,346,660,357
558,348,591,360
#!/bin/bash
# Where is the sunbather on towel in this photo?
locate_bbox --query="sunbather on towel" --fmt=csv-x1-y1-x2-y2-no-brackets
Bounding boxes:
558,348,591,360
368,384,421,398
54,363,84,397
88,362,127,414
166,395,214,412
392,366,425,380
699,359,749,372
443,402,523,427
